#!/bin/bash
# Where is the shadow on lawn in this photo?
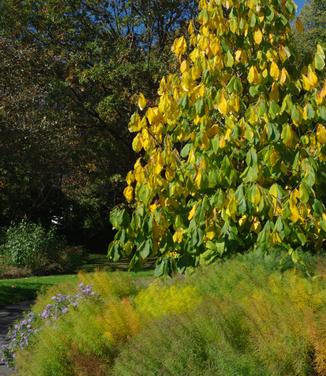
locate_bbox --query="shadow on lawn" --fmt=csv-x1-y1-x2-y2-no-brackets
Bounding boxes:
0,282,55,308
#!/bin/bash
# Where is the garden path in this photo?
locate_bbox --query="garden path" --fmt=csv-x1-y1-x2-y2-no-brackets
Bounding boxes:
0,301,33,376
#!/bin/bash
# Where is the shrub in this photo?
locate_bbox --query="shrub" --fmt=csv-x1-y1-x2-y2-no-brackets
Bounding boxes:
108,0,326,275
0,220,65,272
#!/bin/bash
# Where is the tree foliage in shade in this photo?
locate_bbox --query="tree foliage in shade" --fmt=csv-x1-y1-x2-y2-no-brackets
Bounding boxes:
109,0,326,274
292,0,326,70
0,0,196,244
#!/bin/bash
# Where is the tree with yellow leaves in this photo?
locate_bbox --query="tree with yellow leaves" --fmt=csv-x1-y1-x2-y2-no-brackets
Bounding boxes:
109,0,326,275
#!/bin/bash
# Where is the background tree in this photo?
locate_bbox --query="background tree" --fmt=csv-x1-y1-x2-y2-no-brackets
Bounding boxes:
0,0,196,249
292,0,326,70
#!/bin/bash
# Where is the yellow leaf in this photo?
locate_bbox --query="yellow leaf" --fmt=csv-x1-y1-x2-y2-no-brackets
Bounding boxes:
316,80,326,104
308,66,318,88
210,38,221,55
254,29,263,45
238,215,247,226
235,49,242,62
141,129,151,151
206,231,215,240
272,232,282,244
317,124,326,144
138,93,147,111
188,20,195,35
195,169,202,188
248,66,260,84
123,186,133,202
279,68,288,85
270,61,280,80
281,124,295,147
289,201,301,223
173,228,184,244
230,94,240,112
247,0,255,10
289,191,302,223
171,36,187,58
132,134,143,152
128,113,142,132
219,136,226,149
279,45,289,62
269,83,279,101
191,65,202,80
149,203,158,212
198,84,205,97
226,191,237,217
250,217,261,233
181,71,193,92
180,60,189,74
165,168,175,181
251,185,261,206
188,205,197,221
217,91,228,115
126,171,135,186
302,66,318,91
146,107,160,125
153,152,164,175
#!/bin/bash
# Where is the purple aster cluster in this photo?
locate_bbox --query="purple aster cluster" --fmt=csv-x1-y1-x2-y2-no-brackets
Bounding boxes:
1,282,96,368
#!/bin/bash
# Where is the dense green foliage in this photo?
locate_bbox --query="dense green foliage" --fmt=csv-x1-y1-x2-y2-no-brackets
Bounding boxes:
0,0,196,246
109,0,326,274
10,252,326,376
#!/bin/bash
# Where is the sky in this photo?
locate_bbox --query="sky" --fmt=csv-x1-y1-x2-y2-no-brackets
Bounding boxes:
295,0,306,14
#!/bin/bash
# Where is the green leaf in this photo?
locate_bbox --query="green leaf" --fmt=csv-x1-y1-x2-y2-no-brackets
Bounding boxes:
291,105,301,124
318,106,326,121
250,14,256,28
297,232,307,246
110,208,130,229
180,95,189,109
314,44,325,71
225,50,234,67
138,184,151,205
249,85,260,97
195,98,205,116
180,143,192,158
313,199,324,216
139,238,152,259
227,76,243,93
269,101,280,119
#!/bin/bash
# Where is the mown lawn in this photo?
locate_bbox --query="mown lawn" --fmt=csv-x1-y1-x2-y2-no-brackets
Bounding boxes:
0,252,154,307
0,274,78,307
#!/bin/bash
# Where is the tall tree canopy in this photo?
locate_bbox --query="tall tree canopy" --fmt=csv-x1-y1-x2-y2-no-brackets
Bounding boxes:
0,0,196,246
292,0,326,68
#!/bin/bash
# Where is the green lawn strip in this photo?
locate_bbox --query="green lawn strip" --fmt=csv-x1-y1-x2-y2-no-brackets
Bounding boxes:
0,270,153,307
0,275,78,307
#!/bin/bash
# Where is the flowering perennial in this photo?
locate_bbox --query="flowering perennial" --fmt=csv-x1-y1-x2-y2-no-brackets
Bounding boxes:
0,283,96,367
